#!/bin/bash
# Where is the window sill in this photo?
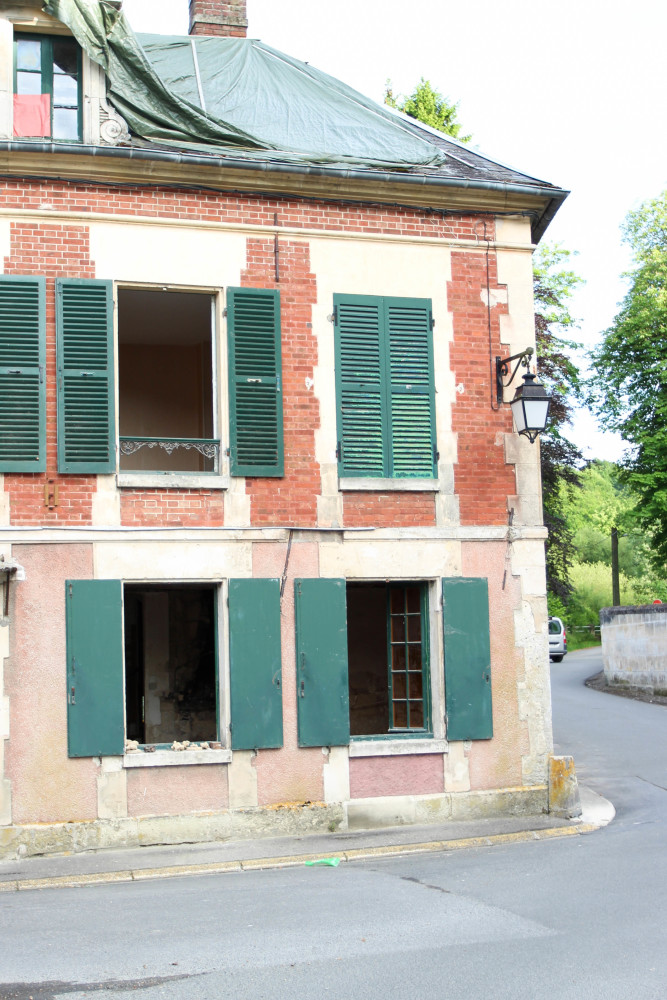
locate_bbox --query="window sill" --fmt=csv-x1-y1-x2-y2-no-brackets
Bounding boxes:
349,738,447,758
123,749,232,768
117,474,229,490
339,478,439,492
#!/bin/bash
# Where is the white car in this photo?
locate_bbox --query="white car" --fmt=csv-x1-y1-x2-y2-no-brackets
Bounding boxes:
548,617,567,662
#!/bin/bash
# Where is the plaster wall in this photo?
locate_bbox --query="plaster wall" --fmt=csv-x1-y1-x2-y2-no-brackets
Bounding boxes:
600,606,667,690
5,544,98,824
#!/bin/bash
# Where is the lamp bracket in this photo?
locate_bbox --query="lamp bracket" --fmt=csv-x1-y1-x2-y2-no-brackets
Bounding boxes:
496,347,534,405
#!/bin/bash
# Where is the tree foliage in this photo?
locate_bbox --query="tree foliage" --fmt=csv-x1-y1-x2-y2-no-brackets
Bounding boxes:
384,78,471,143
533,244,584,601
589,191,667,567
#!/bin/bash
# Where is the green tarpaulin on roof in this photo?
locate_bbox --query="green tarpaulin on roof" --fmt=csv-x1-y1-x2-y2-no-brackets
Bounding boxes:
43,0,446,169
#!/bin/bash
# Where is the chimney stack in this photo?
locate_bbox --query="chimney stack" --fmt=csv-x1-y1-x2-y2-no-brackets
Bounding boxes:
189,1,248,37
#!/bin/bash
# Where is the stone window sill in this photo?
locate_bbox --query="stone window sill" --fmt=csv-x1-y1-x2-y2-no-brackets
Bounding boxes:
123,749,232,768
339,478,439,492
349,738,447,758
117,474,229,490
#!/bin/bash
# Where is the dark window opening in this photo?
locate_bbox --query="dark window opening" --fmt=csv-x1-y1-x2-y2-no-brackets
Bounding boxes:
347,582,430,737
118,288,217,473
14,34,81,141
124,584,217,745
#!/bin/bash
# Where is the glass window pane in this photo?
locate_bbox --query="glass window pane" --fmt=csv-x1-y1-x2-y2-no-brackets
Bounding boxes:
392,672,406,699
408,671,423,700
391,644,406,672
53,74,78,105
393,701,408,728
53,40,78,76
390,589,404,614
390,615,405,642
53,107,79,141
17,39,42,71
409,702,424,728
16,72,42,96
407,614,421,641
405,587,420,613
407,645,422,670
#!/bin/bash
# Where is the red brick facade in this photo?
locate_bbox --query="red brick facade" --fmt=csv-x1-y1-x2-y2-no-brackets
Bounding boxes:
0,179,520,531
3,221,96,525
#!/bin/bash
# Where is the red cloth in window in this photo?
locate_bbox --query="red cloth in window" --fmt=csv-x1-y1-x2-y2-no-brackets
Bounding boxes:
13,94,51,137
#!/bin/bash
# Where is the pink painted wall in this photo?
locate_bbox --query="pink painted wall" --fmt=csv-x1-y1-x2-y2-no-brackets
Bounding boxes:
6,544,99,823
127,765,228,817
252,540,325,806
349,754,444,799
462,541,528,790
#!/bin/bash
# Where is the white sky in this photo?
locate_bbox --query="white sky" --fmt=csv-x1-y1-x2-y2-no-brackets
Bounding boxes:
121,0,667,462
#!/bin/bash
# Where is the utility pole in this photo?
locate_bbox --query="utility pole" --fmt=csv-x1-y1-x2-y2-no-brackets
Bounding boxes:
611,526,621,606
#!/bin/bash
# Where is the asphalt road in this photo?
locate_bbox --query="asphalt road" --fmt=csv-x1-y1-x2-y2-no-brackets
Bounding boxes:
1,646,666,1000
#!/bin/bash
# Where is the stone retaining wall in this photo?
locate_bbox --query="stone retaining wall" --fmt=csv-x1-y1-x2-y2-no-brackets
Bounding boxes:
599,605,667,693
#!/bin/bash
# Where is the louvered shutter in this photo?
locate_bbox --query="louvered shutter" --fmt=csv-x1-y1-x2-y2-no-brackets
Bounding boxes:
0,276,46,472
334,294,386,476
56,279,115,473
227,288,283,477
385,297,436,477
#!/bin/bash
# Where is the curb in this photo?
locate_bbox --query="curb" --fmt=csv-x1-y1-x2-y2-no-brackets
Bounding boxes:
0,822,600,892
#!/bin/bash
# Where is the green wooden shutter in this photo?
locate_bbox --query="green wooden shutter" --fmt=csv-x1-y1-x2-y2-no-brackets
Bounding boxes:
227,288,283,476
228,578,283,749
385,297,436,477
0,276,46,472
295,578,350,747
56,278,115,474
442,577,493,741
66,579,125,757
334,294,385,476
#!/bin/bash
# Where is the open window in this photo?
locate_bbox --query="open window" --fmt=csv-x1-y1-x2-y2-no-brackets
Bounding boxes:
14,33,81,141
118,288,219,474
124,584,218,746
347,582,431,736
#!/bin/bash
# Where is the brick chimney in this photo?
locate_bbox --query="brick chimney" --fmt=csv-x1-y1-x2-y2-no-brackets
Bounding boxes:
189,1,248,37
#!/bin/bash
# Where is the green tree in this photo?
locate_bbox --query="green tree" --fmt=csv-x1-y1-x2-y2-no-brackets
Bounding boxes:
590,191,667,567
384,78,471,143
533,244,584,602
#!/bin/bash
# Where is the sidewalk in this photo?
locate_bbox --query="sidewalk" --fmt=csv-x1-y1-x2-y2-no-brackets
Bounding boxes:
0,785,614,892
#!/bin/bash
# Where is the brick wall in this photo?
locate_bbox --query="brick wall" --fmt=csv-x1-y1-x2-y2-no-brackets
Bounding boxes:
120,489,225,527
241,237,320,527
189,0,248,36
448,238,516,525
343,493,436,528
3,222,97,525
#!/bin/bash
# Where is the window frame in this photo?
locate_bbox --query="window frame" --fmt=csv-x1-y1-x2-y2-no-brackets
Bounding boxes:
13,31,83,142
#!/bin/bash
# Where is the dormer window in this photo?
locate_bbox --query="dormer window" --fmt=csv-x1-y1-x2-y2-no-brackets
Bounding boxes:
14,33,81,141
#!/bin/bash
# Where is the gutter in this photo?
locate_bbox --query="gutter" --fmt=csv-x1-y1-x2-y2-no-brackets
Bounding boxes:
0,140,569,241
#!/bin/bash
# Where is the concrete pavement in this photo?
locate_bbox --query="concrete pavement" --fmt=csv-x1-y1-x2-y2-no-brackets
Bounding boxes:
0,784,613,892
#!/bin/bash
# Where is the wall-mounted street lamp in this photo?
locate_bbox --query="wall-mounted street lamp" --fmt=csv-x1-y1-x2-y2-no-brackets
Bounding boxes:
496,347,551,444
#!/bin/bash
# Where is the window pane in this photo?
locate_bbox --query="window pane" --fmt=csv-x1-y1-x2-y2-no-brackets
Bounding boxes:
16,39,42,71
407,644,422,670
391,614,405,642
409,701,424,728
53,73,78,105
53,107,79,140
392,672,406,699
393,701,408,728
408,671,423,700
53,39,78,76
407,613,421,642
405,586,421,613
391,643,406,672
16,71,42,96
390,588,404,614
